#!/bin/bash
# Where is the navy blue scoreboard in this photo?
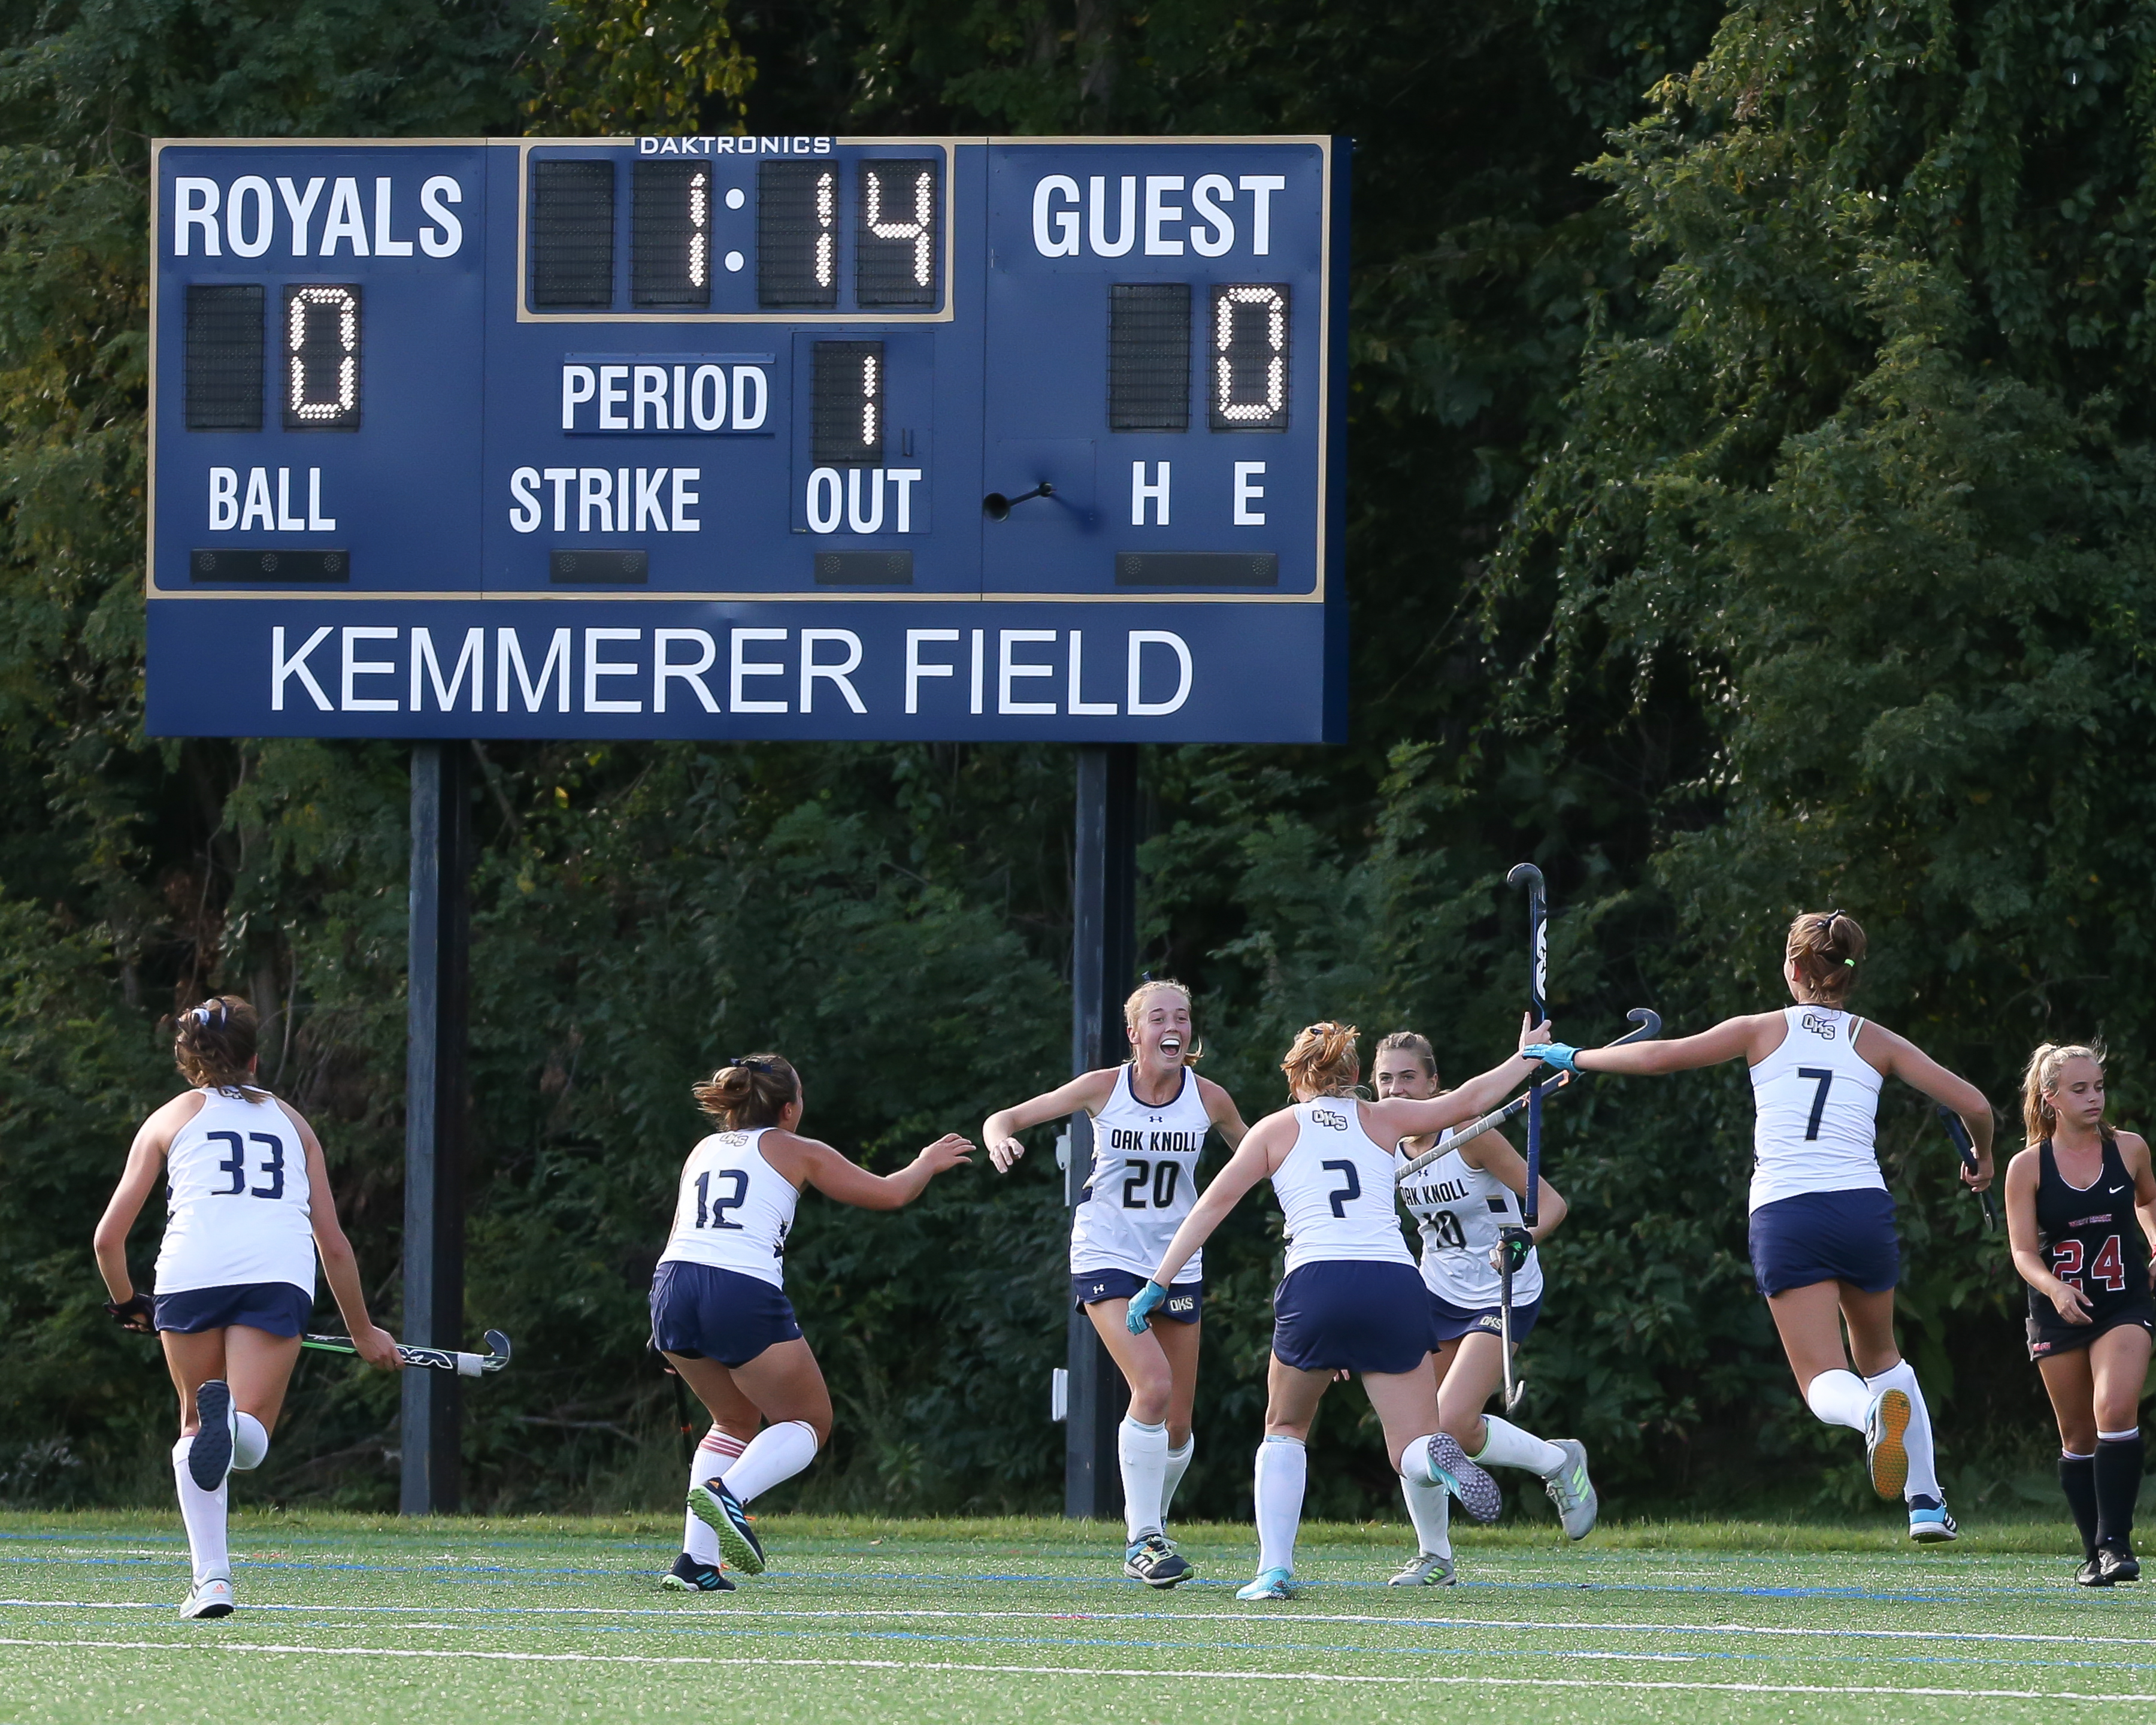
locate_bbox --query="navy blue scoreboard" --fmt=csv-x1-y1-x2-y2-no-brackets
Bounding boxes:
147,136,1346,742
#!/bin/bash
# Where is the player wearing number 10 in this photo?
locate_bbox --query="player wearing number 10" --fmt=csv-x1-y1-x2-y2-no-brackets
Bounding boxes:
652,1054,972,1593
982,981,1250,1589
92,997,402,1620
1527,910,1995,1543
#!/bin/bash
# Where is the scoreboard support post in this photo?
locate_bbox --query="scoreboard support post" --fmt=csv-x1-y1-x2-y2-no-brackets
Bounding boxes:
401,742,473,1514
1064,743,1137,1521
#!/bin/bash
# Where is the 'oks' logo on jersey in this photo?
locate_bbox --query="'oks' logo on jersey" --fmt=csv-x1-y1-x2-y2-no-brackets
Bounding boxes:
1311,1107,1350,1131
1800,1012,1839,1039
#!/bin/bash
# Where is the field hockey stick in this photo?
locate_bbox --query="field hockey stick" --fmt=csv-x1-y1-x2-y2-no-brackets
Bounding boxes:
1503,862,1550,1414
1934,1106,1999,1231
1392,1009,1663,1184
301,1328,512,1377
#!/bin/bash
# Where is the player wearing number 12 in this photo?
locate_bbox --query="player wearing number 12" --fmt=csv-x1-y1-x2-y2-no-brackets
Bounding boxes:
1527,911,1994,1543
982,980,1250,1588
2005,1043,2156,1585
92,997,403,1620
652,1054,973,1593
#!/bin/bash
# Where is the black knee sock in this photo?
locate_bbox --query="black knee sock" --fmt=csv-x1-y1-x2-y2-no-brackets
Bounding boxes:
2060,1452,2099,1558
2095,1432,2144,1553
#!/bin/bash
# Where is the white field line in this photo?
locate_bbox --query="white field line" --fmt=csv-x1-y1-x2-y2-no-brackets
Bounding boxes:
4,1597,2153,1651
0,1636,2149,1700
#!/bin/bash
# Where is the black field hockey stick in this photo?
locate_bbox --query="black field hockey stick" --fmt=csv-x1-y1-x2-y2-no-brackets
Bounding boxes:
1935,1106,1999,1231
301,1328,512,1377
1393,1009,1664,1184
1502,862,1552,1413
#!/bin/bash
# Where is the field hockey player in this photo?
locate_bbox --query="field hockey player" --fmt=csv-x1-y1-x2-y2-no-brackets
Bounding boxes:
982,979,1250,1588
1527,910,1992,1542
2004,1042,2156,1585
653,1054,972,1592
91,995,402,1620
1128,1018,1553,1600
1375,1031,1596,1585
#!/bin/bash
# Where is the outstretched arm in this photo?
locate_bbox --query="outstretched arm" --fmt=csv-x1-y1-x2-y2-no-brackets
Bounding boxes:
982,1070,1119,1173
1570,1013,1772,1076
795,1132,974,1210
1147,1115,1288,1288
1364,1016,1549,1142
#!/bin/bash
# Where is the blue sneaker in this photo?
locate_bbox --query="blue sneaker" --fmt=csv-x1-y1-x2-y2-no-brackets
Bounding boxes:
1426,1433,1503,1524
1236,1566,1295,1601
660,1551,735,1593
686,1478,766,1576
1907,1496,1958,1544
188,1380,237,1492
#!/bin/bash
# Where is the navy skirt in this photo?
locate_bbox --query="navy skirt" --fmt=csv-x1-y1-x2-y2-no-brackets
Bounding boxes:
650,1260,803,1369
1430,1290,1542,1345
1748,1188,1900,1297
1073,1268,1203,1324
155,1281,314,1337
1271,1261,1434,1375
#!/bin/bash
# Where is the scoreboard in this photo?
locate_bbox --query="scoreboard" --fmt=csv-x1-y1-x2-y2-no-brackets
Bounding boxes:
147,136,1346,742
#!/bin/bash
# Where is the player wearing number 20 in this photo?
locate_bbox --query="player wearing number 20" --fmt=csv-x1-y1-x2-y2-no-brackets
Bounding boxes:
2005,1043,2156,1586
92,997,402,1620
1527,911,1994,1544
652,1054,973,1593
982,980,1250,1589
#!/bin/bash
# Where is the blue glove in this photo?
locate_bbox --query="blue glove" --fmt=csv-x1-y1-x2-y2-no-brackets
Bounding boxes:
1524,1041,1580,1074
1125,1280,1167,1334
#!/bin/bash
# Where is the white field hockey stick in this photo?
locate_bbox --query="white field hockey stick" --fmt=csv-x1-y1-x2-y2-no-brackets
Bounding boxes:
301,1327,513,1377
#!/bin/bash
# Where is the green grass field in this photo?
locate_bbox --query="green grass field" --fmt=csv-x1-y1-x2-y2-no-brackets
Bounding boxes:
1,1508,2148,1720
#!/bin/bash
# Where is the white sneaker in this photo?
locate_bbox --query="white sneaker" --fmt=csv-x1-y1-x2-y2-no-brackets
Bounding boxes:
1543,1438,1598,1540
1387,1551,1457,1586
179,1576,233,1619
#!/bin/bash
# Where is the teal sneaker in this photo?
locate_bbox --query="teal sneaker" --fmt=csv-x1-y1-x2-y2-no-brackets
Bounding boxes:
1236,1566,1295,1602
1907,1497,1958,1544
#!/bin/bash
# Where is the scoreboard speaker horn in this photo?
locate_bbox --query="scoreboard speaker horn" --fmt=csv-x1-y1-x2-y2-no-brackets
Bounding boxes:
982,482,1055,522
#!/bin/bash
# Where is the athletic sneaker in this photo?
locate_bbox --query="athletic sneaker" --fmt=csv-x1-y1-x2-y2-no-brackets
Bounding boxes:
660,1551,735,1593
1123,1535,1192,1588
1236,1566,1295,1602
2099,1546,2141,1584
686,1477,766,1576
1907,1497,1958,1544
1864,1388,1912,1500
1386,1551,1457,1587
189,1379,238,1492
178,1576,234,1619
2078,1555,2112,1587
1425,1433,1503,1524
1543,1439,1598,1541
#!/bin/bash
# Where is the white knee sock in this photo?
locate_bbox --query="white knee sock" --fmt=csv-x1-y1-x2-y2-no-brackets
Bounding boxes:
1400,1471,1453,1559
171,1435,228,1584
722,1420,819,1506
232,1413,270,1472
1804,1367,1872,1432
1253,1435,1307,1575
1864,1360,1940,1500
685,1428,746,1563
1472,1415,1565,1478
1161,1436,1194,1524
1120,1417,1170,1541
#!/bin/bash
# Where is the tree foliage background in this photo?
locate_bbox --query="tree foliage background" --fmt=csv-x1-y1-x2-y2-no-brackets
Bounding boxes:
2,0,2148,1522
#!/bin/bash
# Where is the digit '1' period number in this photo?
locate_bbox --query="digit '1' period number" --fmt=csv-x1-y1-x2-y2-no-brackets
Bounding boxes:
694,1169,749,1230
1121,1158,1180,1209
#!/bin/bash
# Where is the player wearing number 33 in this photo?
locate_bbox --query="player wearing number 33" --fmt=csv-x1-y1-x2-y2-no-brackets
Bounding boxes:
1128,1018,1554,1602
652,1054,973,1594
1526,910,1994,1544
2005,1043,2156,1586
92,997,404,1621
981,980,1250,1588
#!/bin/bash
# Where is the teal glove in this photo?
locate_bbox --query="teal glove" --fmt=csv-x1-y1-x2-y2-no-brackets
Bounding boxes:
1125,1280,1167,1334
1524,1041,1580,1074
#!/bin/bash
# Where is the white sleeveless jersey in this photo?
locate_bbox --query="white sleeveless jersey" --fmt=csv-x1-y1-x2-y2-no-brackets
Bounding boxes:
1070,1066,1212,1283
1748,1006,1886,1210
1273,1098,1415,1273
155,1089,317,1296
660,1127,800,1288
1396,1130,1543,1308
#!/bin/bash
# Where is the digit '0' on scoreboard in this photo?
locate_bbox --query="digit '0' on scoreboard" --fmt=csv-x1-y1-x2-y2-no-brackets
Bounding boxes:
147,135,1348,744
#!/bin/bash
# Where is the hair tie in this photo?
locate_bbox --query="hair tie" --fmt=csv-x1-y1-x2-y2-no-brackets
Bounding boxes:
1843,958,1856,967
726,1056,769,1073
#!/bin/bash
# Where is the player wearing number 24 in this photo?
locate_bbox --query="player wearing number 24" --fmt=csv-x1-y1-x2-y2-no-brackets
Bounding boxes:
2004,1043,2156,1585
1525,910,1993,1545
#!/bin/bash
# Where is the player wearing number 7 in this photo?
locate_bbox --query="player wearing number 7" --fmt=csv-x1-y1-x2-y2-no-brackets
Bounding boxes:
1526,910,1994,1544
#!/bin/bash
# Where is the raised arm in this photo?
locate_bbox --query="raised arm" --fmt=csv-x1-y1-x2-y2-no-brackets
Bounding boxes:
1363,1016,1549,1143
1858,1022,1994,1184
788,1131,973,1211
982,1069,1121,1173
1144,1112,1292,1291
287,1103,401,1370
2004,1146,2089,1324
